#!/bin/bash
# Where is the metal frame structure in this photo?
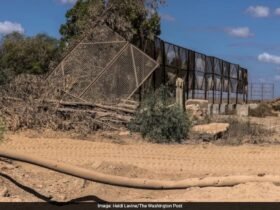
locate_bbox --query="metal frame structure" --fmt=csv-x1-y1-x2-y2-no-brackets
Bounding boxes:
45,24,159,105
135,37,249,104
45,22,248,105
248,83,274,102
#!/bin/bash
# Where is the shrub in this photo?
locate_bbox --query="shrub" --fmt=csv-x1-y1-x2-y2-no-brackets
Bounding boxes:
128,86,191,143
272,103,280,111
217,117,273,145
249,103,277,118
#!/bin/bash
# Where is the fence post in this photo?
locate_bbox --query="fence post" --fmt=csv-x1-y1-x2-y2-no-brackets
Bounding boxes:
220,61,224,105
272,83,275,99
176,78,185,111
250,83,254,100
261,83,264,101
212,57,215,104
204,58,208,100
227,64,230,104
236,66,239,104
160,40,166,86
186,51,190,100
192,52,196,99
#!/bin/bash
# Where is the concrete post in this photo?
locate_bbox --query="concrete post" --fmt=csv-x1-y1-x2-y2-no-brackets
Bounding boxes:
176,78,185,111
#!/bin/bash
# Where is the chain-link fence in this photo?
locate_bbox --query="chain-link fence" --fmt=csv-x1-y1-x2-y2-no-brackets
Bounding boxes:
45,24,159,105
248,83,275,102
135,38,249,104
45,23,248,105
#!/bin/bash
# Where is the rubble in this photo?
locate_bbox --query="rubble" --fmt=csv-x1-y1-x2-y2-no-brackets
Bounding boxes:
0,74,136,134
185,99,208,120
191,123,230,140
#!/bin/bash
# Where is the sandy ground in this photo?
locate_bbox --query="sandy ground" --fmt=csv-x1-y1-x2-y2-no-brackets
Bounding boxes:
1,125,280,202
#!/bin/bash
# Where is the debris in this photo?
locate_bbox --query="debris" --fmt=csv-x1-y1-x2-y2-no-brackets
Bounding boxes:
0,73,137,134
185,99,208,121
119,131,130,136
191,123,230,140
236,105,249,117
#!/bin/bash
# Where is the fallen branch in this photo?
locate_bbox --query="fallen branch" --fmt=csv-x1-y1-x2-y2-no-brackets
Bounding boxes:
0,149,279,190
91,119,120,131
1,97,23,102
57,108,132,122
43,100,136,114
94,104,135,114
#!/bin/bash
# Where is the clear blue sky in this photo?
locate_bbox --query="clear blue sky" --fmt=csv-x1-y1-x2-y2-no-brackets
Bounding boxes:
0,0,280,95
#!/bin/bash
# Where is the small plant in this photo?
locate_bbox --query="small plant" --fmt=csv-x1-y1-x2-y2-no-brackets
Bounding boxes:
272,104,280,112
249,103,277,118
218,117,273,145
128,86,191,143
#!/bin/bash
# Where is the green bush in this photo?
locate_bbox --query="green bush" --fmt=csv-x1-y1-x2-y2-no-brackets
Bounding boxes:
249,103,277,118
128,86,191,143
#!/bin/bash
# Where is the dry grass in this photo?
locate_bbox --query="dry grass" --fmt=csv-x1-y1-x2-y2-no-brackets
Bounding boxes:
249,103,277,118
213,117,274,145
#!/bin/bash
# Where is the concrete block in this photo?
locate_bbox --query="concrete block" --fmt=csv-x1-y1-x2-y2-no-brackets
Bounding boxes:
236,104,249,117
226,104,236,115
219,104,227,115
191,123,230,140
212,104,220,115
186,99,208,109
248,104,259,110
207,104,213,115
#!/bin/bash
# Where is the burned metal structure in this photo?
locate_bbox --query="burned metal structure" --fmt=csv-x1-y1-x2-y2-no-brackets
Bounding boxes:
45,23,248,105
135,37,249,104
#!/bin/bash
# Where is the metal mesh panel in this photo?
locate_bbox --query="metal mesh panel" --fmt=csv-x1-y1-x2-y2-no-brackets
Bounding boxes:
207,76,214,90
188,71,194,89
230,79,238,93
165,67,177,87
44,64,65,100
196,72,205,90
188,51,195,70
230,64,238,79
179,48,188,70
248,83,274,101
223,61,230,78
46,23,248,105
206,57,213,73
165,43,180,67
215,76,222,91
195,53,206,72
223,79,229,92
214,58,222,74
46,24,158,104
80,45,136,104
133,46,158,83
62,42,127,98
80,44,158,104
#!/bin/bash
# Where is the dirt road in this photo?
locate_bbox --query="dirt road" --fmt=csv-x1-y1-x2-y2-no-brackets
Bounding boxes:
1,130,280,202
